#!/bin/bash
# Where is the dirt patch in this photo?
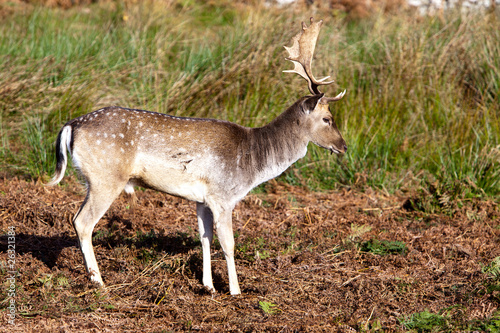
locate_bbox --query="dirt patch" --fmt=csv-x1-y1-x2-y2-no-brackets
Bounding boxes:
0,177,499,332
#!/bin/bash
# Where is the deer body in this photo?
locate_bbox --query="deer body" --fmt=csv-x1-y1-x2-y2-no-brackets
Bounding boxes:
48,18,347,295
68,97,321,205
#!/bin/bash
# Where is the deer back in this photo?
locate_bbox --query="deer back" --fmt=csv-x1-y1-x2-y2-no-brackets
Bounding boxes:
67,107,248,203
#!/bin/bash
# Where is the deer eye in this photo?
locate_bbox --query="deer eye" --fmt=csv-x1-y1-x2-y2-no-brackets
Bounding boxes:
322,118,330,125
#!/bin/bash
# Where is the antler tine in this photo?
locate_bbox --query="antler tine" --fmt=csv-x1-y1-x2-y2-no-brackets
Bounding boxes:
319,89,346,104
283,17,335,95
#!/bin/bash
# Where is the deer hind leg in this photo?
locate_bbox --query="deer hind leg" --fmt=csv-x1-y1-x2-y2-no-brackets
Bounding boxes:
196,202,214,292
214,208,241,295
73,180,127,286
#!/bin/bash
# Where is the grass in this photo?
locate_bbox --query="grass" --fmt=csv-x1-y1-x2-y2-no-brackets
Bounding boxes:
359,239,407,256
399,308,500,332
0,1,499,205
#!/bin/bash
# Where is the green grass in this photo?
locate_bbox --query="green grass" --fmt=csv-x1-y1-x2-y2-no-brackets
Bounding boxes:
0,2,499,201
399,308,500,332
359,239,407,256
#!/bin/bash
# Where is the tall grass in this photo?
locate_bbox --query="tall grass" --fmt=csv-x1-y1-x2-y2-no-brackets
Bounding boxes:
300,10,500,199
0,1,498,199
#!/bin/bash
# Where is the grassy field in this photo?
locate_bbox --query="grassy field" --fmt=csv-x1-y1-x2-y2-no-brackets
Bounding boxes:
0,1,498,204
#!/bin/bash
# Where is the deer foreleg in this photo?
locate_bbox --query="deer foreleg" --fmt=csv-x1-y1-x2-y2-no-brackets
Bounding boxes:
215,209,241,295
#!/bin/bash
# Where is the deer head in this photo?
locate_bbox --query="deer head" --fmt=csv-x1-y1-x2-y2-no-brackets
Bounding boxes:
284,17,347,154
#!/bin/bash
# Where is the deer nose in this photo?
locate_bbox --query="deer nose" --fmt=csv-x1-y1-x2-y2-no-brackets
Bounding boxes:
344,144,348,152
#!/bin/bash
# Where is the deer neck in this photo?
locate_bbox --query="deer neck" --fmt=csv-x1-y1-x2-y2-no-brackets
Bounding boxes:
243,107,308,186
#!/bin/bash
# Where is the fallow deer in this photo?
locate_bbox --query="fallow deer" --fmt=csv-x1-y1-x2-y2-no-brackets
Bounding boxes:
47,18,347,295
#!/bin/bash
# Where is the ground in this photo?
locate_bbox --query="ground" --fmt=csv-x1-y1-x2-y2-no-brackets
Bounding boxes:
0,177,499,332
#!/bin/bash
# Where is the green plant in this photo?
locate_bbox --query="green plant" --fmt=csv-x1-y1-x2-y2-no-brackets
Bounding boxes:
55,275,69,288
360,239,407,256
482,256,500,280
259,300,281,315
37,274,53,288
347,224,372,243
484,311,500,332
466,310,500,332
399,310,448,332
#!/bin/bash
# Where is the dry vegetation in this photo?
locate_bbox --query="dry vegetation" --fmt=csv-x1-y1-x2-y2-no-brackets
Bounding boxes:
1,177,499,331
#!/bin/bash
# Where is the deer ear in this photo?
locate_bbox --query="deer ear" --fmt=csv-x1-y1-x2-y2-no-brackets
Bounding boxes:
302,93,325,113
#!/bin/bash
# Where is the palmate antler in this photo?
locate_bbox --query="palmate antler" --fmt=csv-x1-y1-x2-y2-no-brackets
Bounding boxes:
284,17,345,103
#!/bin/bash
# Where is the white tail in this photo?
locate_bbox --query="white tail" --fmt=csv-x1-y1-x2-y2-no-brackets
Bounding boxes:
46,125,72,186
47,18,346,295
